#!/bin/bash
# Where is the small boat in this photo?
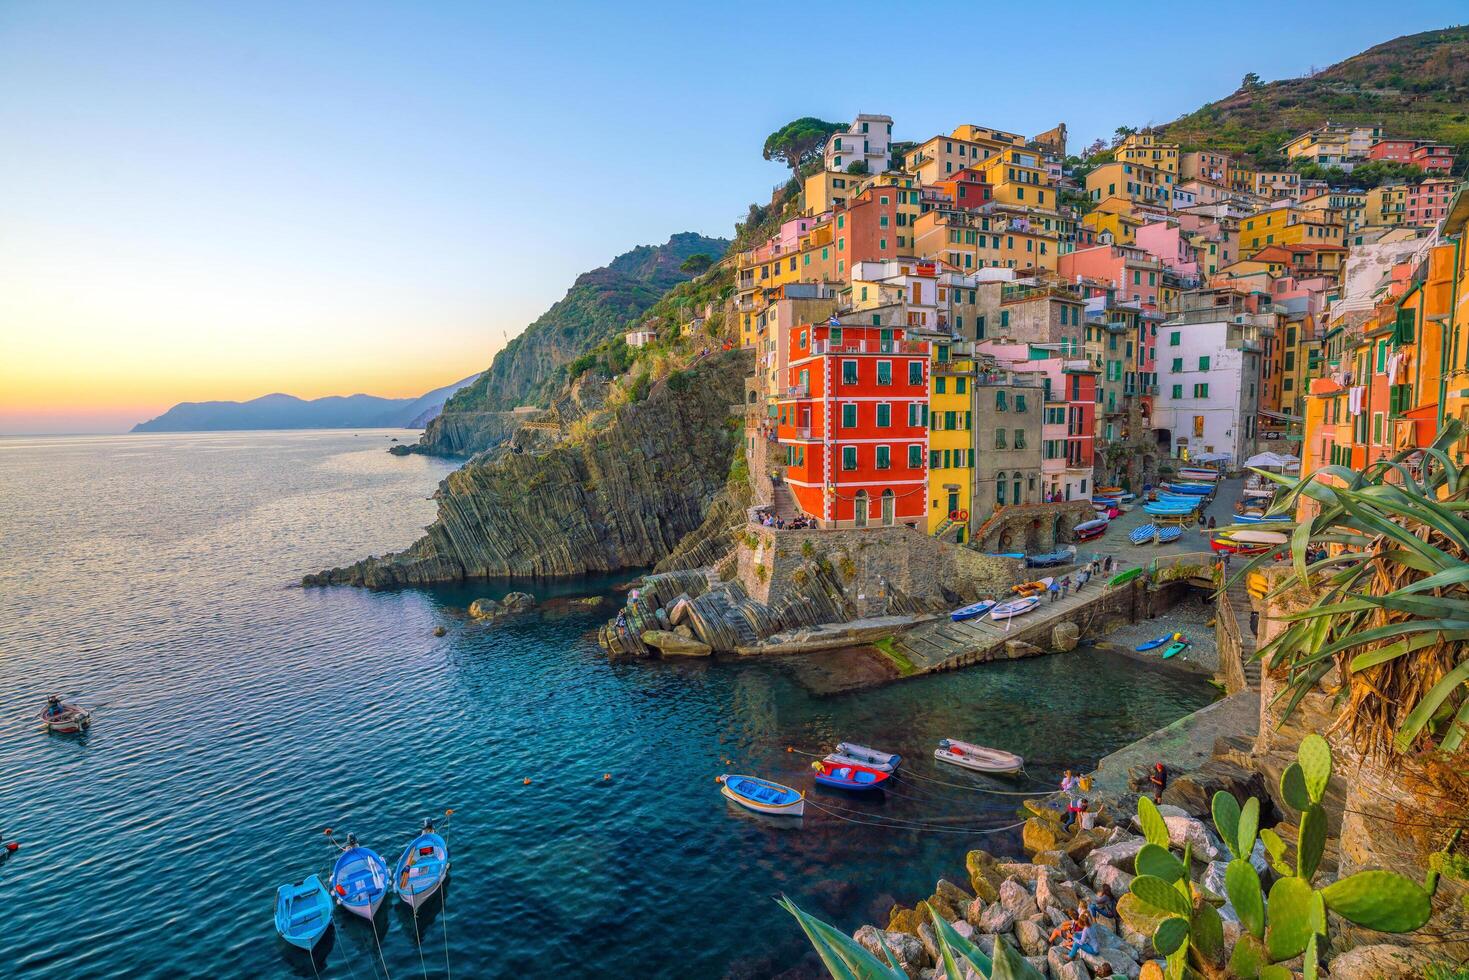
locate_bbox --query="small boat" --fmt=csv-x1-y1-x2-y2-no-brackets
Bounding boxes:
1118,492,1136,503
990,596,1041,620
1163,482,1214,496
1026,547,1075,567
393,820,450,910
275,874,333,950
1129,524,1157,545
1135,632,1181,652
1156,491,1204,504
985,552,1025,559
1178,467,1219,482
329,835,389,921
950,599,995,622
1233,511,1269,523
934,738,1024,775
36,696,91,734
1144,503,1197,516
1074,518,1108,541
1096,485,1123,494
1155,526,1182,544
718,774,805,817
811,759,890,792
1212,529,1287,555
1013,576,1054,596
1109,567,1144,587
1163,640,1190,659
828,742,901,772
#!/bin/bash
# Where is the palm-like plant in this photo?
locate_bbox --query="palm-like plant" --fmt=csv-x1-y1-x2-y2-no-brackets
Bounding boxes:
1247,421,1469,756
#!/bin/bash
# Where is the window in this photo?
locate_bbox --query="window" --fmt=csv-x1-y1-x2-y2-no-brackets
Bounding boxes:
1170,332,1180,346
929,450,941,468
955,378,967,394
996,390,1008,411
1199,355,1210,371
935,376,946,394
1193,383,1209,398
842,360,858,384
842,403,857,428
841,447,857,470
1015,393,1026,412
877,361,892,385
996,473,1007,505
908,361,922,385
1000,310,1010,328
1013,429,1025,449
1171,357,1182,372
874,403,892,427
1172,384,1183,399
908,445,922,468
996,429,1007,449
875,445,891,469
944,410,957,430
1372,412,1383,445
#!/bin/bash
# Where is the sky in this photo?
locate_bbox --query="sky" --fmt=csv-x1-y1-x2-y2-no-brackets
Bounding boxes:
2,1,1465,433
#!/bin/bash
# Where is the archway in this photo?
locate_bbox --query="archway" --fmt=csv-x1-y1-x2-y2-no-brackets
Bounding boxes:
854,490,869,528
880,489,895,526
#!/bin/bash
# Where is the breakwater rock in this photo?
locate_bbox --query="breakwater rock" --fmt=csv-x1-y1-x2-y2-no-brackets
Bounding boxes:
306,350,749,587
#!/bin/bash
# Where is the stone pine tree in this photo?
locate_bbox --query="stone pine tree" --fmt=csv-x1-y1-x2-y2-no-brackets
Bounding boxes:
762,117,844,180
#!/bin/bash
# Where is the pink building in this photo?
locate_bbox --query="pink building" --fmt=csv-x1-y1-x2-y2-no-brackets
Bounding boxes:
1134,221,1200,278
1368,139,1415,164
976,342,1097,501
1410,143,1454,174
1057,244,1166,309
1406,178,1456,226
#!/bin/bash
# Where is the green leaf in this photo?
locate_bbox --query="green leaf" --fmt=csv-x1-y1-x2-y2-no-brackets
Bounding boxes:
1281,763,1310,812
1259,966,1293,980
927,904,993,979
1228,934,1268,978
1260,828,1290,877
1153,916,1189,956
1298,803,1326,881
1131,875,1192,917
1321,871,1433,932
1136,843,1186,883
1297,733,1332,804
1238,795,1260,859
1395,656,1469,753
1265,876,1315,961
1225,858,1265,939
777,896,903,979
1212,791,1241,861
1305,931,1319,980
989,933,1047,980
1191,899,1225,961
1137,795,1170,848
1350,631,1469,673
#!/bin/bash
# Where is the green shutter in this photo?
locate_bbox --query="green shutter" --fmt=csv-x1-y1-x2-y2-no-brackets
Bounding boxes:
1395,306,1415,344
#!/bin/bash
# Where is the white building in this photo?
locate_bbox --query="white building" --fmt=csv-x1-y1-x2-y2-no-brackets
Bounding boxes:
825,113,894,174
1153,291,1269,466
626,330,657,348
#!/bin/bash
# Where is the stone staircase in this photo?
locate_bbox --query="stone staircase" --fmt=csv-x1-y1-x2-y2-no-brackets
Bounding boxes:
1226,577,1263,689
769,481,801,522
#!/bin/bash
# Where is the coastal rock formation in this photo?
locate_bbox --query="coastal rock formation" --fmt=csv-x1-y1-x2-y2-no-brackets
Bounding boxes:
305,350,747,587
393,409,536,457
468,592,537,621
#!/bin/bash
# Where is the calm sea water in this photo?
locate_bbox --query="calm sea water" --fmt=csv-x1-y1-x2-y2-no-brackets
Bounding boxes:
0,430,1213,979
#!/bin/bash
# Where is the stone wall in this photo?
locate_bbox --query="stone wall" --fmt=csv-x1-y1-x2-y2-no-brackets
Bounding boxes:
970,500,1096,553
1215,583,1249,695
930,581,1140,672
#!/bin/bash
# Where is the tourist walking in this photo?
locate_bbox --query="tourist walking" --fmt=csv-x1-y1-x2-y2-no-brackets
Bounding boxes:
1060,575,1071,598
1048,579,1060,603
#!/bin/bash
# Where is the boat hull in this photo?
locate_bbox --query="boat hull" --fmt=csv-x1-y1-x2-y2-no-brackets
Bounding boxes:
831,742,901,772
990,596,1040,620
719,775,805,817
934,740,1024,775
393,832,450,910
950,600,995,621
330,846,389,921
275,875,333,950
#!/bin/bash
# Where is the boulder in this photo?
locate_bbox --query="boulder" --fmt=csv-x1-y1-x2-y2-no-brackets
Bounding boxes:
917,922,939,965
468,597,502,618
935,878,975,911
1035,873,1080,913
964,898,987,930
1091,864,1135,897
1004,639,1045,659
854,926,927,979
640,629,712,657
1052,620,1081,652
977,902,1016,935
1023,817,1063,855
1160,759,1272,822
998,878,1040,919
925,892,960,923
1115,894,1162,957
1084,838,1146,876
1024,956,1050,976
996,861,1046,884
1034,849,1084,881
964,850,1002,902
1048,947,1091,979
501,590,537,610
432,625,447,637
1014,917,1048,957
1081,945,1141,979
1064,827,1111,863
888,905,925,937
1324,944,1439,979
1161,814,1224,862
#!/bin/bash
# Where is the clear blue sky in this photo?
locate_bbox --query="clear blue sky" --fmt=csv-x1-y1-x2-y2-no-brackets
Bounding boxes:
2,0,1464,432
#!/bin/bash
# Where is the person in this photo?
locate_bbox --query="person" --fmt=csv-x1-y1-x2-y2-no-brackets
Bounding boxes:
1150,761,1168,804
1208,515,1217,529
1060,575,1071,598
1047,913,1080,946
1060,769,1078,800
1067,917,1098,960
1048,579,1060,603
1088,884,1117,926
1064,797,1088,831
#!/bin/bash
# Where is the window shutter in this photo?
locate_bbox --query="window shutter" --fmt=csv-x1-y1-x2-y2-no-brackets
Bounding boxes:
1395,307,1415,344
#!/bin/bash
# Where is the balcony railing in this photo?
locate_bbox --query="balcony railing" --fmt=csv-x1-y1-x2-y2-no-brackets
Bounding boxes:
812,339,928,355
786,384,810,399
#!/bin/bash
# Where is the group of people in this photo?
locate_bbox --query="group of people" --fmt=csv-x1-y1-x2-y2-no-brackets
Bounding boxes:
1044,556,1114,602
1046,888,1117,965
756,511,813,530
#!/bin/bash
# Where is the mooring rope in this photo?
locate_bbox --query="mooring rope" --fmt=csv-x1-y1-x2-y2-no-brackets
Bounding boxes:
439,809,454,980
802,797,1028,836
787,746,1062,797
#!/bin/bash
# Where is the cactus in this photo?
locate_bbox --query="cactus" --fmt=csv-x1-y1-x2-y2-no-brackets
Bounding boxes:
1129,735,1436,979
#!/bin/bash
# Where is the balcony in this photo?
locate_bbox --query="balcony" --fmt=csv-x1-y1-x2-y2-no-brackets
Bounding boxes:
786,384,810,399
812,339,928,355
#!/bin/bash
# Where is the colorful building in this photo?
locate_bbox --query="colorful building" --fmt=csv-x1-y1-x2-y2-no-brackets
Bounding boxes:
823,113,894,174
1406,177,1457,226
1115,132,1179,174
925,339,977,538
1085,161,1174,209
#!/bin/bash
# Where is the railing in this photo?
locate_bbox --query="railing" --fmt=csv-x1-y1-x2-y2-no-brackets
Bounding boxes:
812,339,928,355
786,384,809,398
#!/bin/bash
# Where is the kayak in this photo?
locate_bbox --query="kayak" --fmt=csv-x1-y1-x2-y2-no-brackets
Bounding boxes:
1135,632,1181,652
1109,567,1143,587
951,599,995,621
1163,641,1190,659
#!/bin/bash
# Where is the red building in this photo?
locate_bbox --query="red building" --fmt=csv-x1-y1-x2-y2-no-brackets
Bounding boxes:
777,321,930,527
1367,139,1416,164
832,185,912,274
1064,368,1097,472
1409,143,1455,173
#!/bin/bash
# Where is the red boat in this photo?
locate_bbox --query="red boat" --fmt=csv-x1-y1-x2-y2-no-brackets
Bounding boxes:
811,759,891,792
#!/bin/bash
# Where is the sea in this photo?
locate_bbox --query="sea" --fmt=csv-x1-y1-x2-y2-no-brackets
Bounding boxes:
0,430,1214,978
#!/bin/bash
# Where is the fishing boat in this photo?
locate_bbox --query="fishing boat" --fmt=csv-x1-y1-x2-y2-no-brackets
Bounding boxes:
1163,482,1214,495
1212,529,1287,555
1026,547,1075,568
934,738,1024,775
811,759,890,792
1144,503,1197,517
950,599,995,622
1074,518,1108,541
718,774,805,817
1012,576,1054,596
1178,467,1219,482
329,835,389,921
1155,491,1204,504
1155,526,1182,544
36,696,91,734
392,820,450,910
827,742,901,772
1162,640,1190,659
1128,524,1157,545
274,874,333,950
1135,632,1181,652
1095,485,1123,494
990,596,1041,620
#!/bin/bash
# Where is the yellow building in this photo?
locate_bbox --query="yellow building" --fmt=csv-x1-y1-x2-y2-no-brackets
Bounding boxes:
1180,150,1230,183
1082,208,1143,245
1227,162,1257,196
913,207,1060,273
1116,132,1179,174
1280,124,1381,167
904,126,1024,184
927,341,976,539
971,147,1053,208
1254,171,1301,200
1364,184,1409,226
1239,204,1343,253
802,170,857,215
1298,191,1366,233
1085,161,1174,208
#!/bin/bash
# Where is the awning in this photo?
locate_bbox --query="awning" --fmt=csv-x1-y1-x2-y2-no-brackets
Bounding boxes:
1243,451,1299,470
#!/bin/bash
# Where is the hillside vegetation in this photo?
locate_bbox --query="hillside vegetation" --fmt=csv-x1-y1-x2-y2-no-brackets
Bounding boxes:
1161,26,1469,167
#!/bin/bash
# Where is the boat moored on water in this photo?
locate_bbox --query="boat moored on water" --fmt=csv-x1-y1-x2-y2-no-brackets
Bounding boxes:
826,742,901,772
275,874,333,950
718,774,805,817
393,820,450,910
811,759,890,792
329,835,389,920
934,738,1024,775
36,696,91,734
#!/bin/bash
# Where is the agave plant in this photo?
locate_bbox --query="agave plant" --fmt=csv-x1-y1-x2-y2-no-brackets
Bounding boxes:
1242,421,1469,756
778,895,1045,980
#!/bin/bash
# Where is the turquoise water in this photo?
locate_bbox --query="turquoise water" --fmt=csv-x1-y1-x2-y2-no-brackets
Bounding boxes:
0,431,1214,979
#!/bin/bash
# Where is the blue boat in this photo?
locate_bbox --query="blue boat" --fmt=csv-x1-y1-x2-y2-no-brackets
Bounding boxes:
1026,547,1075,567
985,552,1025,559
1156,491,1204,504
393,820,450,910
950,599,995,621
329,835,390,921
1233,512,1269,523
812,759,891,792
1144,503,1197,516
1135,632,1180,652
274,874,333,950
1163,640,1190,659
1128,524,1157,545
718,774,805,817
1155,525,1183,544
1163,482,1213,496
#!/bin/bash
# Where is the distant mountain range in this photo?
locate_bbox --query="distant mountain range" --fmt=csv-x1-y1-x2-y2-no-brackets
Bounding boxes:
131,374,479,433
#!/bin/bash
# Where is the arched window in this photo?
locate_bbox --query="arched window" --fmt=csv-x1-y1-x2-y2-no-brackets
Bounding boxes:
996,472,1008,505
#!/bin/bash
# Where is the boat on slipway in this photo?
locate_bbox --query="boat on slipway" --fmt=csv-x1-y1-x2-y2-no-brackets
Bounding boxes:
1135,632,1181,652
990,596,1041,620
825,742,901,772
1155,525,1182,544
934,738,1024,775
1074,518,1108,541
1163,640,1190,659
1026,547,1075,568
1013,576,1054,597
1129,524,1157,545
718,774,805,817
950,599,995,622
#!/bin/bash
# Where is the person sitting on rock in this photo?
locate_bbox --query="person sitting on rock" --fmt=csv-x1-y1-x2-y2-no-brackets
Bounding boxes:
1063,797,1089,831
1066,917,1098,961
1047,913,1080,946
1088,884,1117,926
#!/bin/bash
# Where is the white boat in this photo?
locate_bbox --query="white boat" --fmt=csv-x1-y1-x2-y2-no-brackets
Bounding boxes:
989,596,1040,620
1228,529,1288,546
934,738,1024,775
718,774,805,817
825,742,901,773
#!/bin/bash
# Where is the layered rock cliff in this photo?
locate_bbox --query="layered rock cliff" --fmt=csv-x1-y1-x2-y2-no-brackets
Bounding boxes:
306,349,749,587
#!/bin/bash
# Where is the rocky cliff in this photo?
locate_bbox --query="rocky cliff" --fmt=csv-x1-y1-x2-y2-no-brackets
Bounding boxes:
306,349,749,587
